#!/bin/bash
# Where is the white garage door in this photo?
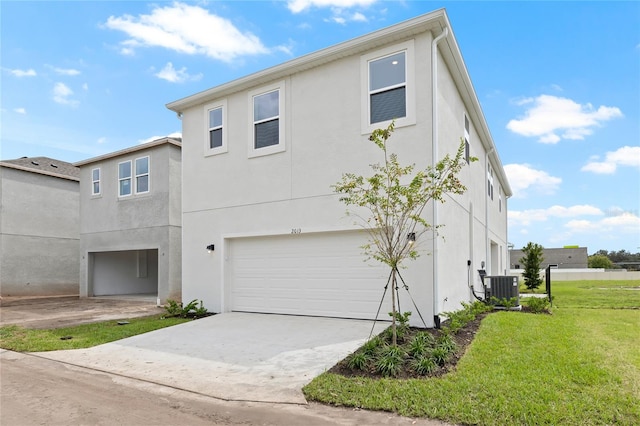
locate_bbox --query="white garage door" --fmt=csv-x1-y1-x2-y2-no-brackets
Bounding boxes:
228,231,390,320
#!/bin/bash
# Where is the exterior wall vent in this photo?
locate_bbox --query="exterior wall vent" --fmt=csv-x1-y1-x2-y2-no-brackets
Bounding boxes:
484,276,520,308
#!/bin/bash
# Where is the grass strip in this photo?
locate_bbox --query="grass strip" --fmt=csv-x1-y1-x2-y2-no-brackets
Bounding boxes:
0,315,191,352
304,279,640,425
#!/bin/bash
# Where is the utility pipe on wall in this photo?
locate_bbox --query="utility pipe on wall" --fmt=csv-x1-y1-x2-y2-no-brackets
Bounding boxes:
431,27,448,328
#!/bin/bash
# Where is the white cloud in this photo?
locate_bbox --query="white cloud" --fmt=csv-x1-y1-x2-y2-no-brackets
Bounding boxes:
154,62,202,83
104,2,269,62
565,212,640,234
581,146,640,174
506,94,623,143
503,164,562,198
509,205,604,226
97,137,107,145
52,82,79,107
82,83,89,90
287,0,376,13
14,108,26,114
327,9,369,24
9,68,37,77
47,65,81,76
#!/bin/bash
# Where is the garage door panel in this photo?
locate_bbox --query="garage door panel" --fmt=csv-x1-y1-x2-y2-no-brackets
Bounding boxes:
229,231,388,320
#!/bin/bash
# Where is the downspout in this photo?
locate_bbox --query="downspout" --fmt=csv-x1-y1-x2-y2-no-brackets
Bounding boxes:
431,27,448,329
485,148,495,275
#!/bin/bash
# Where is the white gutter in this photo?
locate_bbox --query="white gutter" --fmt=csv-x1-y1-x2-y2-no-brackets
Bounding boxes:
432,27,448,328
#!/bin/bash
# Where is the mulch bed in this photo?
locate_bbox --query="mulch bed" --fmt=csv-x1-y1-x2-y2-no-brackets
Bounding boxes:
329,306,546,380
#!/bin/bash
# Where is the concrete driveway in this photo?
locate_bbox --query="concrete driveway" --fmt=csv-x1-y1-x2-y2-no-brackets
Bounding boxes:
34,312,388,404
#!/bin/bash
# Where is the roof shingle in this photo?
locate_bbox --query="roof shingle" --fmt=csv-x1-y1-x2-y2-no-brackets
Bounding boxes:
0,156,80,180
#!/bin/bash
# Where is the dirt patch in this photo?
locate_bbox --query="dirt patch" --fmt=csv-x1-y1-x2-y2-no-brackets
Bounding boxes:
0,296,164,329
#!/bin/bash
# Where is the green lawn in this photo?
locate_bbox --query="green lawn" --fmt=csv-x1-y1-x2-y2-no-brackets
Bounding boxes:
304,280,640,425
0,314,191,352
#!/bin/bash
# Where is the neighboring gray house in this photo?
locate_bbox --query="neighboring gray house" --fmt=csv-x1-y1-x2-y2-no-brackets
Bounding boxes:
0,157,80,297
74,138,182,303
510,247,588,269
167,9,511,327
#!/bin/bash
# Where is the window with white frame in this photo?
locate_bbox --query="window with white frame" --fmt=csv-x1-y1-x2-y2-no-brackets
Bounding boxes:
464,114,470,164
487,163,494,201
369,51,406,124
118,161,132,197
499,186,503,212
361,40,415,133
135,156,149,194
249,82,285,157
204,100,227,155
91,168,100,195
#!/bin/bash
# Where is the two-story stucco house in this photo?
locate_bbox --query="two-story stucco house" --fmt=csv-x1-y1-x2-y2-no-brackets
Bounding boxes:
74,137,182,304
167,9,511,327
0,157,80,297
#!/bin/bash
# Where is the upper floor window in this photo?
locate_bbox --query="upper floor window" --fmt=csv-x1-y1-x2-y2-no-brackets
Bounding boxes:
487,163,494,201
204,100,227,156
361,40,415,133
249,81,285,158
91,168,100,195
135,156,149,194
369,51,406,124
464,114,470,164
209,108,223,148
499,186,503,212
118,161,132,197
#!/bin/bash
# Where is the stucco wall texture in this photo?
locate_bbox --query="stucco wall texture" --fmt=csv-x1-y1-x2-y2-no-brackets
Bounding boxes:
0,167,79,296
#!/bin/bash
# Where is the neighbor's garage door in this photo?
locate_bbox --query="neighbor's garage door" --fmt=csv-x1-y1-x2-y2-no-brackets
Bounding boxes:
228,231,388,320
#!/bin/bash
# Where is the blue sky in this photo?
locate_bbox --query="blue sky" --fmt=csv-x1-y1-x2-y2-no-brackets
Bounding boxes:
1,1,639,253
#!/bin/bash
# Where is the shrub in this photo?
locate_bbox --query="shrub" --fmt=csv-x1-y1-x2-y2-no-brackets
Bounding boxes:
164,299,182,316
361,336,383,356
408,335,429,358
526,296,551,313
442,301,489,334
347,352,370,371
376,345,405,377
164,299,208,318
436,334,457,353
430,346,450,366
489,296,519,310
385,311,411,343
413,331,436,347
413,356,438,375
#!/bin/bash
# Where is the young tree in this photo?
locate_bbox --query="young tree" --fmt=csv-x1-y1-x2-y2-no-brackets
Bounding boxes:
520,242,544,291
333,122,474,345
588,254,613,269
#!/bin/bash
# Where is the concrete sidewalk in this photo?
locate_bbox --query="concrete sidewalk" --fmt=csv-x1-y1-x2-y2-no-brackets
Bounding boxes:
34,312,388,404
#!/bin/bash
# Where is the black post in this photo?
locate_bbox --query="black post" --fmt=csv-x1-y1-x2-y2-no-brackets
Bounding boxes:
545,264,557,306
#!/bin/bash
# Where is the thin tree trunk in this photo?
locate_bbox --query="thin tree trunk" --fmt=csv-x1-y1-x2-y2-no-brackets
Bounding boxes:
390,268,397,346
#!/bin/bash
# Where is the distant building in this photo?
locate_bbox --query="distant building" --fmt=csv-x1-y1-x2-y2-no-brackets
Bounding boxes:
0,157,80,297
74,138,182,303
510,247,588,269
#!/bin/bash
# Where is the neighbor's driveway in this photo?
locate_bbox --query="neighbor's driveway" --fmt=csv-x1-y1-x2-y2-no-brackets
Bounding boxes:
34,312,388,404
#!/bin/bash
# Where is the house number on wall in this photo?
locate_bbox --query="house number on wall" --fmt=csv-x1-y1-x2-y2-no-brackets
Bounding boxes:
291,228,302,234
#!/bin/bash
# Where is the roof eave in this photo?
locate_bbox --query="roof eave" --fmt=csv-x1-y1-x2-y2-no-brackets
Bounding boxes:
74,137,181,167
0,162,80,182
166,9,447,112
